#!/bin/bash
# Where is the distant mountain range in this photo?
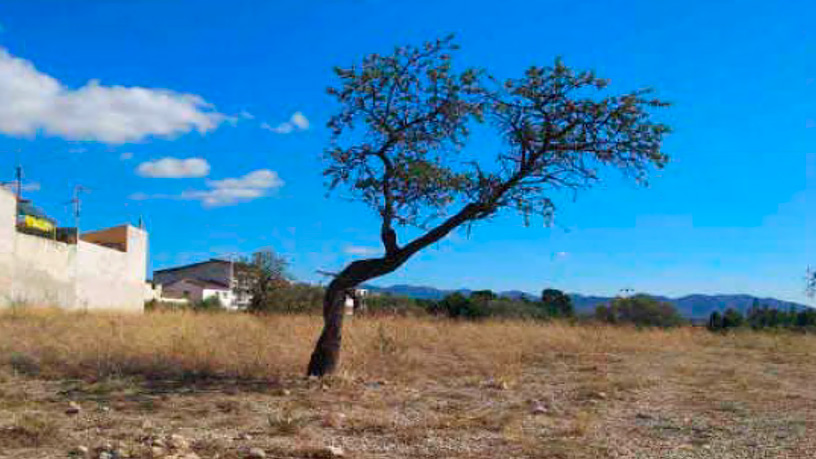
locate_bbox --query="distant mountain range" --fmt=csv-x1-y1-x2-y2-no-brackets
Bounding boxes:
363,284,812,320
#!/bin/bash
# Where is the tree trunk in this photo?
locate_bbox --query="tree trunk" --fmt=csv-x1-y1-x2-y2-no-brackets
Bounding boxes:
306,281,348,377
306,205,480,377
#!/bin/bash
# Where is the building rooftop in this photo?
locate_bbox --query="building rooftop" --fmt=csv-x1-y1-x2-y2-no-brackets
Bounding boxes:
153,258,232,274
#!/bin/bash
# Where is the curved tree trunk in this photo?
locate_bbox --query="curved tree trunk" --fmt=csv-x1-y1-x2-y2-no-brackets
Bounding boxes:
306,205,482,377
306,280,348,377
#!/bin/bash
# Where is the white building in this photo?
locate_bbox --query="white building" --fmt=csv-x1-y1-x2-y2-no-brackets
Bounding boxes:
160,278,233,305
0,187,148,312
345,288,369,315
153,259,249,310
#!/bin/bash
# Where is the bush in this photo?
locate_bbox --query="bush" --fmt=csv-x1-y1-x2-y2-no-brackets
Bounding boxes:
365,294,428,317
594,295,684,328
541,288,574,318
248,283,324,314
195,295,224,311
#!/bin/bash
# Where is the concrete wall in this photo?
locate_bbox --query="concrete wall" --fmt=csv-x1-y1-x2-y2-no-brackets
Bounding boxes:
0,188,147,312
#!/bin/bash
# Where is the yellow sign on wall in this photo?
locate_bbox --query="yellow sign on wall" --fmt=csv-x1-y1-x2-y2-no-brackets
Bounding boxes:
23,215,55,233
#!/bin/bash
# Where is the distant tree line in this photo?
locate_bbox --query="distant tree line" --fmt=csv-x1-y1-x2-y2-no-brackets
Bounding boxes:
368,288,576,321
707,300,816,332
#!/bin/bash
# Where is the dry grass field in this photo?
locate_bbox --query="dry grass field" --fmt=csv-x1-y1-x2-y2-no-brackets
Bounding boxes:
0,308,814,458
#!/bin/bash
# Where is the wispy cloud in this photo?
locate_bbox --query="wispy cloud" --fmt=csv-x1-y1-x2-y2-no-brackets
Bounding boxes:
2,182,40,193
183,170,283,207
131,169,284,207
344,245,381,256
136,157,210,178
262,111,310,134
119,152,134,160
0,47,225,143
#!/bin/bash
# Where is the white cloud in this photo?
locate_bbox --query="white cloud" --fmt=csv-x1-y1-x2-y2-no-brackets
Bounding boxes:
132,169,284,207
344,245,380,256
262,111,310,134
290,112,309,130
128,191,151,201
182,169,284,207
136,157,210,178
0,47,225,143
120,152,134,160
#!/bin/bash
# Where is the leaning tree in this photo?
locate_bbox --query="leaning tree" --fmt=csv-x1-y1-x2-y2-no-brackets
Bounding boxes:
307,36,670,376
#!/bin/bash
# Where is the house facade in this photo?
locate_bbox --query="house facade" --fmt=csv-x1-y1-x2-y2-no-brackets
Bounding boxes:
0,187,148,311
153,259,249,309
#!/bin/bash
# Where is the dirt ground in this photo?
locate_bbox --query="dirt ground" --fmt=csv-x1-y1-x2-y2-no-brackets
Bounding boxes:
1,339,814,458
0,313,814,458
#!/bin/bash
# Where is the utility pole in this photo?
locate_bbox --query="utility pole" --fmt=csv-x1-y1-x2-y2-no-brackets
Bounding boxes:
14,165,22,201
70,185,88,231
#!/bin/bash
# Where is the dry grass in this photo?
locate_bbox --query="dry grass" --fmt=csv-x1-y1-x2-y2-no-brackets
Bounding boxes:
0,307,718,382
0,308,815,458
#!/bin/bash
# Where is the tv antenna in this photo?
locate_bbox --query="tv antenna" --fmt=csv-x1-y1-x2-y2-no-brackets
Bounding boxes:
69,185,89,231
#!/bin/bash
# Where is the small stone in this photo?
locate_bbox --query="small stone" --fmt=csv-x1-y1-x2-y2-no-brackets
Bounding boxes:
66,401,82,415
168,434,190,451
530,402,548,415
247,447,267,458
150,446,166,458
73,445,89,457
322,412,347,428
323,446,345,458
98,452,113,459
279,389,291,396
595,391,607,399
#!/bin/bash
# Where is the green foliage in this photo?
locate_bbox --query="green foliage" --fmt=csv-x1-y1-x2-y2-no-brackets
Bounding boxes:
365,293,428,317
540,288,574,318
427,289,573,321
249,283,325,314
195,295,224,311
324,35,669,253
722,308,744,329
707,311,723,332
594,295,683,328
708,301,816,333
239,249,293,313
437,292,488,319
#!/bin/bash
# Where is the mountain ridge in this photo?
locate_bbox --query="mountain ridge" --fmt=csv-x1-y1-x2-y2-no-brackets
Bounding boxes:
362,284,812,319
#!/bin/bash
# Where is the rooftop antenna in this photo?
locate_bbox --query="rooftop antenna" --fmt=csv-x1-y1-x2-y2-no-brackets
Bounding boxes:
70,185,89,231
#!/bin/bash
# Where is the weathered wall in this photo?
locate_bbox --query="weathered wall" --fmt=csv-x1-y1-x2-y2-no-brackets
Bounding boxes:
0,190,16,300
12,232,77,306
0,188,147,312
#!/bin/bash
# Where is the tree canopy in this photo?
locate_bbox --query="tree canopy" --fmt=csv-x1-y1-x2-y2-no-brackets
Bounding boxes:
307,36,671,376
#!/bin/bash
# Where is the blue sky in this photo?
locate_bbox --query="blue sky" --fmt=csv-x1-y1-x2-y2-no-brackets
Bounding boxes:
0,0,811,303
